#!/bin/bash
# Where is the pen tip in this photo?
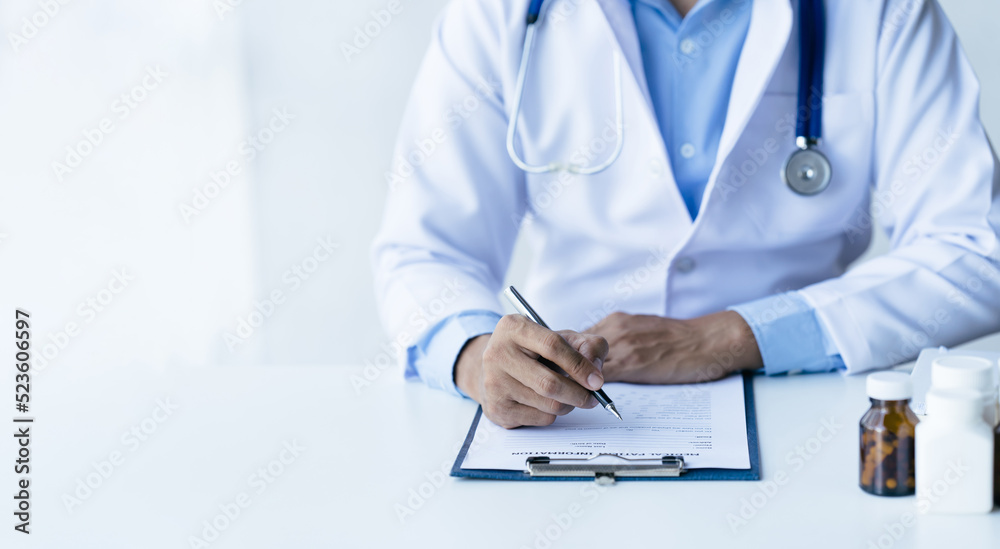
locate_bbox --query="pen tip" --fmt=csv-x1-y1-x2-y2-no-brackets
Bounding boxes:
607,404,622,421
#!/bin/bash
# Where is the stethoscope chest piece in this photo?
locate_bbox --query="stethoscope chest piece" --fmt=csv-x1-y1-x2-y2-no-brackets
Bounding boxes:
783,145,832,196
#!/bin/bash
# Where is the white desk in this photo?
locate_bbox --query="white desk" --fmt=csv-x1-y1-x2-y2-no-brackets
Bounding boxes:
7,335,1000,548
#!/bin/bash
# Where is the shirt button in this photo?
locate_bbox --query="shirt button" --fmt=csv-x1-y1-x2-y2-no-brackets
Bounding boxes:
680,143,696,159
680,39,696,55
675,257,696,273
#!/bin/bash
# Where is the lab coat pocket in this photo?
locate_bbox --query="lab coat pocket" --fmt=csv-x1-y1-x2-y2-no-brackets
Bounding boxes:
729,92,875,242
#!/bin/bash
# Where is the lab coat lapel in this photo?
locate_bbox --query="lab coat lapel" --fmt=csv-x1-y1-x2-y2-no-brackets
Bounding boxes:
593,0,653,111
714,0,793,168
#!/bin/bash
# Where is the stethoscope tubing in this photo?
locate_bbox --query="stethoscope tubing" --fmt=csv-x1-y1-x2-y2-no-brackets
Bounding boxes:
508,0,830,194
796,0,825,145
505,3,625,175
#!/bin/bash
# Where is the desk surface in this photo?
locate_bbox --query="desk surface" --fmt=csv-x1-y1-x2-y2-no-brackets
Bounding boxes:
7,335,1000,549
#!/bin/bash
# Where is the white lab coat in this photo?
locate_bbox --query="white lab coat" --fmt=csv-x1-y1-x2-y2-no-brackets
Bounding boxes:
371,0,1000,373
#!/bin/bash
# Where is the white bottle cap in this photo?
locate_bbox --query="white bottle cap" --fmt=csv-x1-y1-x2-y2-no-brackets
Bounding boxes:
866,371,912,401
925,388,985,421
931,355,996,392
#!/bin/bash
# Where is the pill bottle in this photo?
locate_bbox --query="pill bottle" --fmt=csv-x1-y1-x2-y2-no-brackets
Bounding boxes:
860,372,918,496
995,423,1000,506
916,389,994,514
930,354,1000,506
931,355,998,427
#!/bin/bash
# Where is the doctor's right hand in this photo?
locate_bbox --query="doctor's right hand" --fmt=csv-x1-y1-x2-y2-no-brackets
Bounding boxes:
454,315,609,429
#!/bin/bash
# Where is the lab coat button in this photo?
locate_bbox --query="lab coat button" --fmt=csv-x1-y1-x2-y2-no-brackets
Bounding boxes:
649,159,663,176
675,257,696,273
680,39,695,55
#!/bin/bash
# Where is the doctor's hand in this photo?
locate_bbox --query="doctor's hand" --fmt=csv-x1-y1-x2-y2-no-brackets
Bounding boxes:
454,315,609,429
584,311,762,384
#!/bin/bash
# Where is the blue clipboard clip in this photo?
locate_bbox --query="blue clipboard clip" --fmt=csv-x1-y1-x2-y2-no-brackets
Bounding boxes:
526,454,685,485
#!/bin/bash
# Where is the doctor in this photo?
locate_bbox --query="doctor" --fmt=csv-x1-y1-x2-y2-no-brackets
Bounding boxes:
371,0,1000,429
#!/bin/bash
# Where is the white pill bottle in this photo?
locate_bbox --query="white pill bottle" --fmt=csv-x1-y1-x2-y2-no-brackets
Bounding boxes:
915,388,994,514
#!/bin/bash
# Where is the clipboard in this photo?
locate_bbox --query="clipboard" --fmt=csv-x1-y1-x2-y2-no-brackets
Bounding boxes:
450,371,761,482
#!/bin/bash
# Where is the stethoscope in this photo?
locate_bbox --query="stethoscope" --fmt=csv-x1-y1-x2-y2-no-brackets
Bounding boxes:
782,0,831,195
505,0,832,196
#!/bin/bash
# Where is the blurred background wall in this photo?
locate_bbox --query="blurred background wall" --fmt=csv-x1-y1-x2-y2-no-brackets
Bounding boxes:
1,0,997,374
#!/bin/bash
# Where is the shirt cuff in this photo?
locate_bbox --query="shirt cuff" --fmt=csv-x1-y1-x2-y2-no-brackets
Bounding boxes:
729,292,846,376
405,310,502,398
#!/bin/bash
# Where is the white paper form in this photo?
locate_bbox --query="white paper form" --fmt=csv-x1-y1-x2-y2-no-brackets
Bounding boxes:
460,374,750,471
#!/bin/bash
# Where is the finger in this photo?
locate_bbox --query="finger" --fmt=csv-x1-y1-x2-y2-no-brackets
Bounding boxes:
499,345,593,408
506,377,576,416
558,331,609,372
480,344,592,416
497,399,558,428
506,359,595,409
504,316,604,391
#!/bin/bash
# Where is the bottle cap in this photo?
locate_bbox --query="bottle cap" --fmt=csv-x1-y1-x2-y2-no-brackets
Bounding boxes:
866,371,912,401
925,388,985,421
931,355,996,393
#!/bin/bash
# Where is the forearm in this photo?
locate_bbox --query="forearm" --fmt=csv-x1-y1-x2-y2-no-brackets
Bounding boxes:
730,292,845,376
799,246,1000,372
402,311,500,397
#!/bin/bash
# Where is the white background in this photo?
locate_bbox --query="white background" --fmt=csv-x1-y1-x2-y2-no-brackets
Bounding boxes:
0,0,997,373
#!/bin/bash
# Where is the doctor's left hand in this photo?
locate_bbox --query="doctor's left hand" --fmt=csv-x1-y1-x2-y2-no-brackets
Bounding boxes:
585,311,762,384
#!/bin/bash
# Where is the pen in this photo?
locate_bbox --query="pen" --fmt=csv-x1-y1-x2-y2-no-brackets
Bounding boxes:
503,285,623,421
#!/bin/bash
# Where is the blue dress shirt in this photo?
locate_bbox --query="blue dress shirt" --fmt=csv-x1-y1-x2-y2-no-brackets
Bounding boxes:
404,0,845,397
633,0,749,219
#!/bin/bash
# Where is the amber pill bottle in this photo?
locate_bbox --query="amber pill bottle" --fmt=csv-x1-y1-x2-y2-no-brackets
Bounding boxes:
994,425,999,506
860,372,919,497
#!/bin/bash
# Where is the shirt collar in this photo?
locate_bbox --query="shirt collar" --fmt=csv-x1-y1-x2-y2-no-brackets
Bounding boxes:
631,0,730,23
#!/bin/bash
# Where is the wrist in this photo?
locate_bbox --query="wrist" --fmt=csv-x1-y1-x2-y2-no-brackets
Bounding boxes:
721,310,762,371
454,334,490,401
697,311,763,373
